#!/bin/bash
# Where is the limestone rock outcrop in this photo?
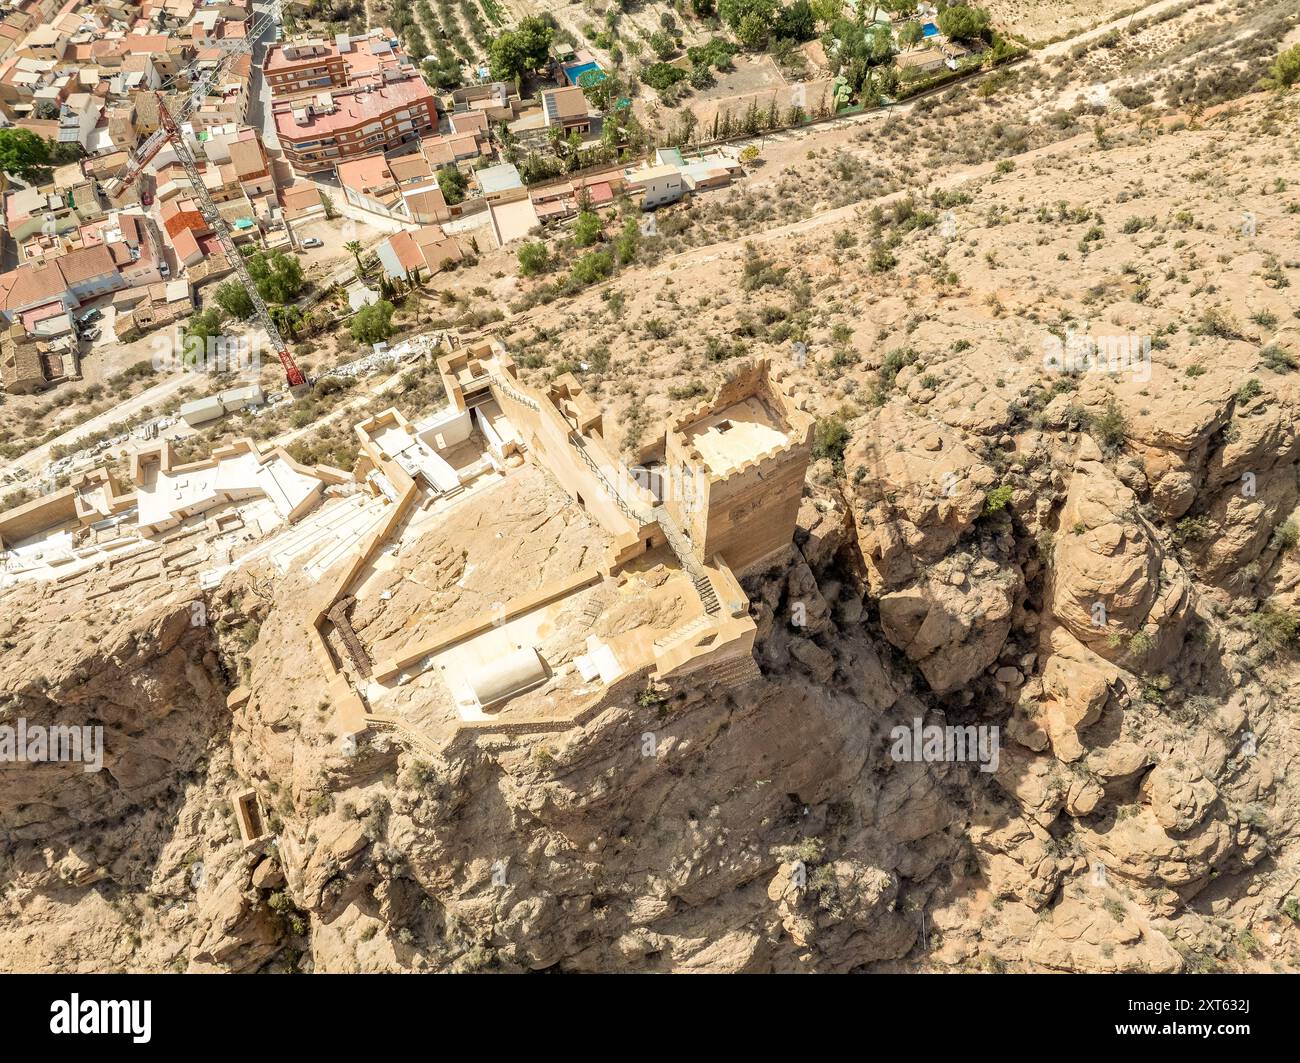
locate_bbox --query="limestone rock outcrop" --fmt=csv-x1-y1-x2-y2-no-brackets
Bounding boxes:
878,559,1021,694
845,405,998,593
1047,437,1193,671
1025,887,1183,973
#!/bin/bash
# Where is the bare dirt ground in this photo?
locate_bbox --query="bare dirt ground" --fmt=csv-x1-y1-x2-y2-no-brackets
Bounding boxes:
987,0,1153,42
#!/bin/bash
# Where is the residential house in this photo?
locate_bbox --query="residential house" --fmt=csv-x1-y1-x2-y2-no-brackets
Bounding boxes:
375,225,461,282
528,169,623,224
894,47,945,77
623,163,683,209
110,213,169,287
0,56,57,116
475,161,525,202
449,80,521,125
18,25,66,62
57,91,102,150
0,25,25,63
0,243,129,326
419,130,485,170
5,185,77,242
655,146,744,193
280,182,325,223
188,49,251,130
264,26,411,98
541,85,593,135
336,150,450,224
106,103,141,152
0,321,78,393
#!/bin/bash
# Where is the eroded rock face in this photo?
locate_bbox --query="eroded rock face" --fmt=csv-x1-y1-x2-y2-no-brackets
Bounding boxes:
1012,624,1118,763
1047,438,1193,671
969,803,1066,911
1113,369,1234,522
0,589,226,841
1187,400,1299,582
1078,807,1237,894
1024,887,1183,974
188,853,284,974
768,859,916,972
845,405,998,594
878,559,1021,694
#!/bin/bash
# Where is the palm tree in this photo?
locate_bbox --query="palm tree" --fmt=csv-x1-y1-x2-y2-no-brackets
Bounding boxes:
344,240,364,274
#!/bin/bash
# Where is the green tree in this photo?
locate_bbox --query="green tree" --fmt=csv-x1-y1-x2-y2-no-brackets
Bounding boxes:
689,64,715,89
270,304,309,339
898,21,923,48
737,11,772,49
422,57,463,90
517,241,549,276
570,249,614,285
573,210,603,247
351,300,396,345
344,239,364,272
437,165,468,205
718,0,776,31
809,0,841,23
649,31,675,59
827,18,895,95
246,251,305,303
812,415,851,471
487,15,555,82
642,62,687,91
182,308,225,366
774,0,815,42
1267,44,1300,89
937,4,989,42
0,128,50,186
319,191,338,219
614,217,639,264
213,281,254,320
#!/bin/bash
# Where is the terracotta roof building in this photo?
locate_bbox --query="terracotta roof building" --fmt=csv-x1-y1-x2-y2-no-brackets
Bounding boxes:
274,75,439,173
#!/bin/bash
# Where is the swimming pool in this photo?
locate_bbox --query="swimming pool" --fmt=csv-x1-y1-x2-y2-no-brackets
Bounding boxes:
922,22,939,37
563,61,606,86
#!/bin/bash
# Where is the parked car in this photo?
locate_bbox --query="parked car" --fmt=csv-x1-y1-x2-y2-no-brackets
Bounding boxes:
301,237,323,249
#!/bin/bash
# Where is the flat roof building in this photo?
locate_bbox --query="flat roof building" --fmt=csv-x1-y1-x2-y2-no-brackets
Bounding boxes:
274,76,439,173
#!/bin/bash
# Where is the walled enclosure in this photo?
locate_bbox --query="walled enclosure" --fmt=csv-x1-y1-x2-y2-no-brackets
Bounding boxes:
664,358,814,574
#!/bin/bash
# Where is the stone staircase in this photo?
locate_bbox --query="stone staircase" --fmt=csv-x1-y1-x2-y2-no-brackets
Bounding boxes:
481,373,726,626
364,715,443,758
654,612,714,651
707,653,763,689
570,433,653,526
579,593,605,626
692,572,720,614
654,507,721,616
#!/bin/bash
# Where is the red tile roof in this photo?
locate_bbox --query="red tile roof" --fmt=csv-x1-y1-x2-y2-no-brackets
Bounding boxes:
275,76,435,138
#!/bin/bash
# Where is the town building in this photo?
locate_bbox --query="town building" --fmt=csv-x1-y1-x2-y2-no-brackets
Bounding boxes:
541,85,594,135
273,75,439,173
337,151,450,225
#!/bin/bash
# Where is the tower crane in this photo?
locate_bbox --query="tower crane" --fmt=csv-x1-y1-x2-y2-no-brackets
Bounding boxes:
106,3,307,389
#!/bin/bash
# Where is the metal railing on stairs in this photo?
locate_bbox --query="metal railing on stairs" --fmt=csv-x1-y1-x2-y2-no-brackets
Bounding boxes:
570,433,653,526
488,374,539,411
